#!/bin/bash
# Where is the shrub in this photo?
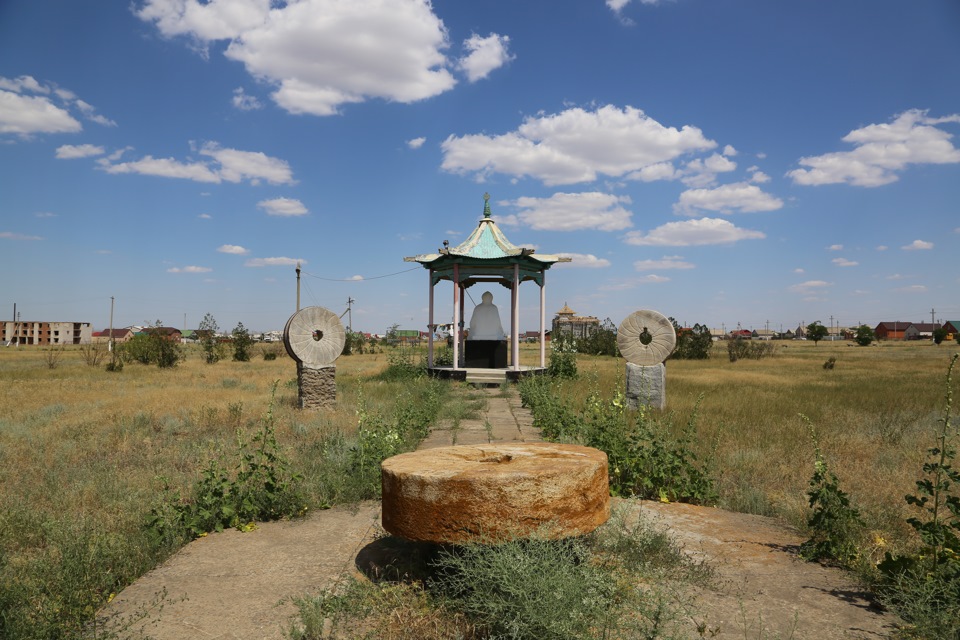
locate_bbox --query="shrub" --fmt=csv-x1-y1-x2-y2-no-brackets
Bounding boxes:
727,337,776,362
547,337,578,378
798,418,864,566
198,313,224,364
231,322,254,362
576,317,619,357
669,320,713,360
854,324,875,346
79,342,107,366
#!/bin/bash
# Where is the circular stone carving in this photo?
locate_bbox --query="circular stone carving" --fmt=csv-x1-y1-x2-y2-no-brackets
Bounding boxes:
617,309,676,366
381,443,610,544
283,306,345,366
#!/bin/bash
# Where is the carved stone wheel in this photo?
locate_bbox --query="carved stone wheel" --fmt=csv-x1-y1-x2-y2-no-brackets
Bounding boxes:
283,306,345,366
617,309,676,366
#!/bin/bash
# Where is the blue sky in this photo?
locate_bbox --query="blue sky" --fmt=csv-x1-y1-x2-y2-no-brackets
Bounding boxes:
2,0,959,335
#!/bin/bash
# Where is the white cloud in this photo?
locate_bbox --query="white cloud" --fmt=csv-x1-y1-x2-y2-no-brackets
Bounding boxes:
1,231,43,240
139,0,457,116
895,284,927,293
217,244,249,254
74,99,116,127
198,143,295,184
723,145,737,156
832,257,858,267
623,217,765,246
793,268,805,274
638,274,670,283
876,245,888,251
167,265,212,273
554,253,611,268
680,152,737,187
633,255,695,271
55,144,105,159
198,213,212,219
828,244,843,251
0,75,49,94
788,280,832,294
34,212,57,218
442,105,716,186
0,88,81,135
102,155,222,182
606,0,662,10
788,109,960,187
244,256,303,267
407,137,426,149
750,170,770,184
902,239,933,250
99,142,295,185
257,197,308,216
673,182,783,215
506,192,632,231
348,275,364,281
886,273,907,280
458,33,513,82
232,87,263,111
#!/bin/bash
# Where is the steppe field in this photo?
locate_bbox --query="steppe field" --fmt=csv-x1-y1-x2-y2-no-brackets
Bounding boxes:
1,339,957,638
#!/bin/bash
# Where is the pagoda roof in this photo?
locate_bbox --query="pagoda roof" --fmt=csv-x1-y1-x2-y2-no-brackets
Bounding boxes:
405,194,570,268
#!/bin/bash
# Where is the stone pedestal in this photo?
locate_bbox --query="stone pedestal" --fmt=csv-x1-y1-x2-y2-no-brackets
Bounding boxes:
464,339,507,368
381,443,609,544
298,363,336,410
625,362,666,411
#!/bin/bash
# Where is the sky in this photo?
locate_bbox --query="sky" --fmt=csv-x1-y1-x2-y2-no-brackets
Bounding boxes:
2,0,959,336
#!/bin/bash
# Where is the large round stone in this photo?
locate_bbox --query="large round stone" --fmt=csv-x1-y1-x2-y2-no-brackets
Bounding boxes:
381,442,609,544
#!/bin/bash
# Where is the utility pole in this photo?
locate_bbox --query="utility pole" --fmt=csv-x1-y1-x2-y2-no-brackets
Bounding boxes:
346,297,354,332
829,314,835,337
931,308,936,342
11,302,15,347
296,261,301,312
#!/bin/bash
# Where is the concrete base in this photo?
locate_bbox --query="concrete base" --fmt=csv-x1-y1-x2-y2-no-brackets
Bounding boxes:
625,362,666,411
464,340,508,368
298,363,336,410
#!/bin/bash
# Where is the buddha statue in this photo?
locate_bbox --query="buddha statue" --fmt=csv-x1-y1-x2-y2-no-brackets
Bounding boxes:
468,291,506,340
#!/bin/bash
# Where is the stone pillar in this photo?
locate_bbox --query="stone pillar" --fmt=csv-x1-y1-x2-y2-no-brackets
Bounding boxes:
298,362,336,410
625,362,666,411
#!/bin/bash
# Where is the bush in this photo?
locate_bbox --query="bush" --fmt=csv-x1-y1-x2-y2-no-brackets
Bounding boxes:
669,320,712,360
727,337,776,362
231,322,254,362
576,318,619,356
547,338,578,378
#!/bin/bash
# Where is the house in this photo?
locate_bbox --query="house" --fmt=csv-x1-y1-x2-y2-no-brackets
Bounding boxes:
551,303,600,339
943,321,960,341
2,321,92,346
731,329,753,340
874,322,910,340
92,328,134,344
141,326,182,341
907,323,941,340
752,329,776,341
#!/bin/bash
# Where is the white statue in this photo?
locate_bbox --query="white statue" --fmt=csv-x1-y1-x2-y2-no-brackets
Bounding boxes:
468,291,506,340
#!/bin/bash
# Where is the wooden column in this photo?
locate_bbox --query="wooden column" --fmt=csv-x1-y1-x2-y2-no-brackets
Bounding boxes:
427,270,435,368
512,263,520,371
452,264,460,370
458,281,466,367
540,269,546,368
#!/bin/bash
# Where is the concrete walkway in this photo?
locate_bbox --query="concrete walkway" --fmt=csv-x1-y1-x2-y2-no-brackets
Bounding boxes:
100,386,896,639
417,386,540,449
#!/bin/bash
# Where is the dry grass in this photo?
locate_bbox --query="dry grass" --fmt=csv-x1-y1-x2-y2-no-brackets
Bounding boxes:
573,340,959,557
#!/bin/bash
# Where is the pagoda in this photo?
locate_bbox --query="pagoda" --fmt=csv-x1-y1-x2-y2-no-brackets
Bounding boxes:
404,194,570,380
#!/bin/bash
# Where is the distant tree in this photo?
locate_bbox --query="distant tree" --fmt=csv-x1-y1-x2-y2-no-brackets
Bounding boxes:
342,331,366,356
577,318,618,356
806,322,829,346
854,324,875,347
669,318,713,360
956,331,960,346
386,323,400,347
933,327,948,345
198,312,223,364
231,322,254,362
126,320,183,368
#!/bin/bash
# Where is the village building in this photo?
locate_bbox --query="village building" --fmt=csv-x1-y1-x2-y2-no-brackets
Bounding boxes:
551,303,600,340
2,321,92,346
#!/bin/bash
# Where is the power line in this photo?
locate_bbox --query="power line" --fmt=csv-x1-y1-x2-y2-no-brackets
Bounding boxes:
300,267,420,282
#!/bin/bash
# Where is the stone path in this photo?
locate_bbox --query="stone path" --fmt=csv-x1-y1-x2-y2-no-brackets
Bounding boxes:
100,386,897,639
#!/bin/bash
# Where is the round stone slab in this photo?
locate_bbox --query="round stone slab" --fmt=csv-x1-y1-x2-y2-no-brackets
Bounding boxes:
617,309,677,366
381,442,610,544
283,306,345,366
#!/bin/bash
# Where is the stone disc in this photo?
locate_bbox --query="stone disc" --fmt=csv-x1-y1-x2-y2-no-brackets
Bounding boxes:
381,442,610,544
283,306,345,365
617,309,676,366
